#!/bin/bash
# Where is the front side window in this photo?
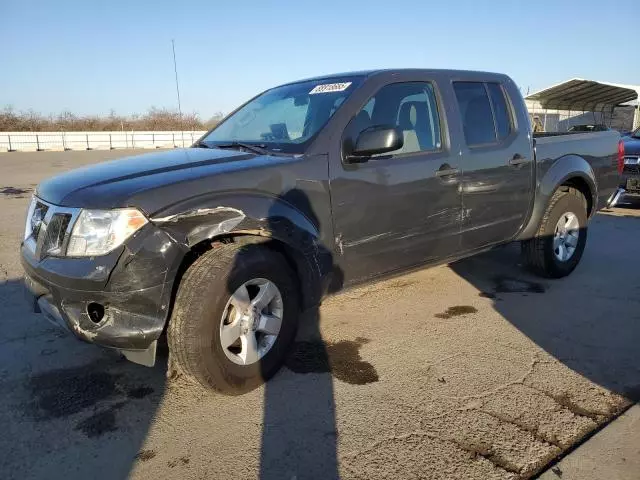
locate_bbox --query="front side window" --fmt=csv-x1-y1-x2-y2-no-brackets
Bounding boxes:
453,82,496,146
202,76,364,154
348,82,442,157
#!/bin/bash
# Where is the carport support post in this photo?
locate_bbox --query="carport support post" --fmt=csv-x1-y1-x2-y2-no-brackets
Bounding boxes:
172,132,175,147
7,135,12,152
152,133,155,148
62,132,66,151
86,134,90,150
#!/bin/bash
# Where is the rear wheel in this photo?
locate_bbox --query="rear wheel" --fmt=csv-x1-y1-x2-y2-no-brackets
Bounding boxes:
522,186,588,278
167,243,299,395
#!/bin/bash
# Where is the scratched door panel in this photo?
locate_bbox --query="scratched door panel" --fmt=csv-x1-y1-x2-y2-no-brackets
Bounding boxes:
453,81,533,250
330,153,461,285
328,79,463,285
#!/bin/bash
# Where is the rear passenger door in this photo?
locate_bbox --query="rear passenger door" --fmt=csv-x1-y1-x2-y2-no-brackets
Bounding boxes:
329,79,462,284
453,81,533,251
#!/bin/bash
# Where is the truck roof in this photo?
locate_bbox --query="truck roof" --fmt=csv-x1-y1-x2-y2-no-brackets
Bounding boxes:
281,68,510,86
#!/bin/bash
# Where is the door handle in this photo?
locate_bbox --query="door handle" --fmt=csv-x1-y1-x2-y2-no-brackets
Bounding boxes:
436,167,460,177
509,154,528,166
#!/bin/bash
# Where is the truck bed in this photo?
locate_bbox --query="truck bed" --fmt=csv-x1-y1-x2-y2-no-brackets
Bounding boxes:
534,130,620,210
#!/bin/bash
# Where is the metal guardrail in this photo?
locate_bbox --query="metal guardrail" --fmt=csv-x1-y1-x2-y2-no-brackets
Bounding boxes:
0,131,207,152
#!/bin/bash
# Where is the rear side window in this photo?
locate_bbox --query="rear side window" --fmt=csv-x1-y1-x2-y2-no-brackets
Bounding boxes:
453,82,495,146
487,83,513,140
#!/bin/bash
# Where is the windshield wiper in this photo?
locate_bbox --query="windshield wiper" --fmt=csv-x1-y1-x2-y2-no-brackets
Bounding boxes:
193,140,212,148
215,142,271,155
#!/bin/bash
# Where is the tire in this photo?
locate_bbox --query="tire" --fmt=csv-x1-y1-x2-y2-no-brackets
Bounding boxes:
167,243,300,395
522,186,588,278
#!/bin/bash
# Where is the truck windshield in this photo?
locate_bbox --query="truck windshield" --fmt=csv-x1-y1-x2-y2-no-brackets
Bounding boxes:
200,76,364,154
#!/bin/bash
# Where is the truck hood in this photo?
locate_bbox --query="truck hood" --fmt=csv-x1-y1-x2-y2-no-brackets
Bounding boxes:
623,136,640,156
36,148,274,211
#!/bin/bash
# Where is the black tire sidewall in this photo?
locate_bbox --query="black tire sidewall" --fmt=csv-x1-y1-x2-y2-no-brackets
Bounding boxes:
540,193,588,277
181,245,299,394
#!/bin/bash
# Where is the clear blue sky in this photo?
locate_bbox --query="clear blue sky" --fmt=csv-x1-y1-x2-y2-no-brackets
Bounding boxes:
2,0,638,120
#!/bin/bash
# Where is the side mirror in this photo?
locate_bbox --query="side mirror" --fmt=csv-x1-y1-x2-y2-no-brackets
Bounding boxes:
348,125,403,161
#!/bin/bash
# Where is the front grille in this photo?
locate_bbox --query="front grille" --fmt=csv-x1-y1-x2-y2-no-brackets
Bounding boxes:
26,198,80,260
41,214,72,256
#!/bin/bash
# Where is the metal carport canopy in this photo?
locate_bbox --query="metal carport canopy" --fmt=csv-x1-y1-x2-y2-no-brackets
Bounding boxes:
526,79,639,111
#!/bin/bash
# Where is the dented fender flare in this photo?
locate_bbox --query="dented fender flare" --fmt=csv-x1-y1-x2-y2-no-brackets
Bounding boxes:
151,194,333,309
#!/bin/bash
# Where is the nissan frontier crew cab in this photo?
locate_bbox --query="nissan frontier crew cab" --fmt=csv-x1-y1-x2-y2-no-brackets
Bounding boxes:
22,69,622,394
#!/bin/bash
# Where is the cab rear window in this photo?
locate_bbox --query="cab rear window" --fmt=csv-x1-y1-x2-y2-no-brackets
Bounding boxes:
454,81,513,146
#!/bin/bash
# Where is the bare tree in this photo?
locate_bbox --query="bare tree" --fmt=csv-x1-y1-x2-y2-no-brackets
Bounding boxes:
0,106,222,132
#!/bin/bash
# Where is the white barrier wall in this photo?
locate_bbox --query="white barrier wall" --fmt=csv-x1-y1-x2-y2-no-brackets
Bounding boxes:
0,131,208,152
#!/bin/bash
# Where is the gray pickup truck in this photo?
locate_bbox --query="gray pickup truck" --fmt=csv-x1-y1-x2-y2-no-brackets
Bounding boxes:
22,69,622,394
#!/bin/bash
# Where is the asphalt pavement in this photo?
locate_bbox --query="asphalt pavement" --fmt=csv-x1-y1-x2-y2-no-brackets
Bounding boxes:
0,150,638,480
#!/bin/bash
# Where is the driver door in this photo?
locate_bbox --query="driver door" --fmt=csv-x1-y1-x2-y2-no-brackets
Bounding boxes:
328,78,463,285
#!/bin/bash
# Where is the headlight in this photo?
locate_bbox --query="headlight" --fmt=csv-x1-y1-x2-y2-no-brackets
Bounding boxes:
66,208,148,257
24,196,37,241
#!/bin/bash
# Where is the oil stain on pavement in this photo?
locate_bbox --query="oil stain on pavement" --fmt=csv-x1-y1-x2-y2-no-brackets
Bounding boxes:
24,360,155,438
285,337,378,385
135,450,157,462
0,186,32,198
75,401,127,438
127,386,155,399
435,305,478,319
27,364,122,419
493,276,546,294
167,456,190,468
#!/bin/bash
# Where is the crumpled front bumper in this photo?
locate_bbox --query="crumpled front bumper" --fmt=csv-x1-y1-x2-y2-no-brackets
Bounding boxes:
20,223,186,366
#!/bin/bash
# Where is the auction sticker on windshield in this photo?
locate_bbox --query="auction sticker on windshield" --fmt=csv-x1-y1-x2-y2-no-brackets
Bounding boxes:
309,82,352,94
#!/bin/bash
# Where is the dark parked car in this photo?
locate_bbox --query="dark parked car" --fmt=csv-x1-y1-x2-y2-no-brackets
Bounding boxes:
568,124,610,132
620,128,640,196
22,69,622,394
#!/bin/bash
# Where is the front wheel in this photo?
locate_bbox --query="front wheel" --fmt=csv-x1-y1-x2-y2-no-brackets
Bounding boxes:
522,186,588,278
167,243,300,395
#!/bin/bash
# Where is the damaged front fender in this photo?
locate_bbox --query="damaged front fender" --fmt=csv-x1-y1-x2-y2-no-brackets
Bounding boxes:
152,206,246,246
150,194,335,308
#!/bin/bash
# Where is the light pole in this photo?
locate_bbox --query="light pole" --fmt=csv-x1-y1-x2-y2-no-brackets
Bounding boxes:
172,39,185,147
